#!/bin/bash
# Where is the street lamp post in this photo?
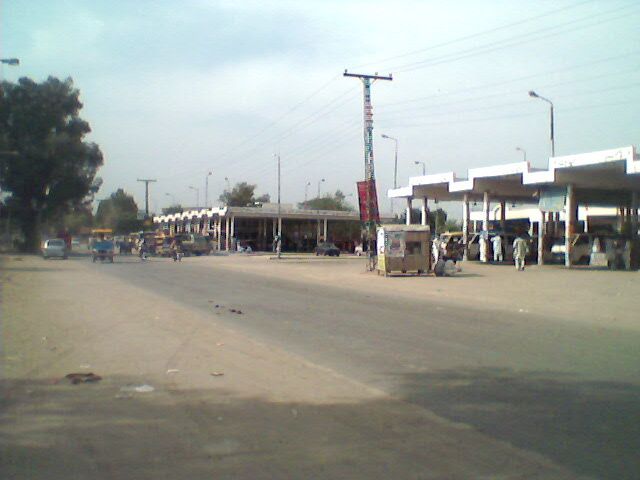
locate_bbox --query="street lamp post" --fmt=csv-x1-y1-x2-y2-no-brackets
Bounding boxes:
224,177,231,191
205,171,213,208
381,134,398,215
304,182,311,204
516,147,527,162
529,90,555,157
414,161,426,176
317,178,325,197
189,185,200,209
165,192,176,205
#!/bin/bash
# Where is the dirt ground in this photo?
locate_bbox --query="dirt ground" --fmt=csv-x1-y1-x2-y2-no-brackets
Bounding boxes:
0,254,595,479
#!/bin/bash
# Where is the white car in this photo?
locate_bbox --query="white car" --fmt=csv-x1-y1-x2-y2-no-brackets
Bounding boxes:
42,239,68,259
550,234,595,264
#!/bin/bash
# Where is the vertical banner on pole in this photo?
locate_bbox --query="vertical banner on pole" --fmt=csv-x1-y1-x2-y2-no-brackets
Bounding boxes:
357,180,380,224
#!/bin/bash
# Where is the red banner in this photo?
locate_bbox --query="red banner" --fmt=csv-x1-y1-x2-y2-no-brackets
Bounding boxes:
357,180,380,224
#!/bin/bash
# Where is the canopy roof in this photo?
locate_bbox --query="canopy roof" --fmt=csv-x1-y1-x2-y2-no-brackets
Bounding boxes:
389,146,640,207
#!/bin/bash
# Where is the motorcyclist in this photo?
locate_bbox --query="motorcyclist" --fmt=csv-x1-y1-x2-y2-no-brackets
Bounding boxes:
170,238,182,262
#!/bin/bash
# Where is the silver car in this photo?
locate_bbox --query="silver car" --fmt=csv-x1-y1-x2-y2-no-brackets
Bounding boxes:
42,239,68,259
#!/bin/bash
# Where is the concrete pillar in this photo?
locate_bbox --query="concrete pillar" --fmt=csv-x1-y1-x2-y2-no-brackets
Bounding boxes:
565,184,575,267
230,216,235,251
406,197,412,226
217,218,222,251
500,200,506,231
631,192,639,240
421,197,428,226
323,218,328,241
482,192,490,263
316,219,322,244
225,217,230,251
538,210,545,266
462,194,470,260
278,217,282,243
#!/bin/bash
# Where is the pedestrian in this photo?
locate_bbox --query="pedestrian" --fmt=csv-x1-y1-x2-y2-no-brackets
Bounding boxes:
432,237,440,264
513,234,529,271
491,234,503,262
479,233,487,263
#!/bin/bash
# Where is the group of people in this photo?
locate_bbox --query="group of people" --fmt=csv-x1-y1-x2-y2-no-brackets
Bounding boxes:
479,233,530,270
433,232,531,272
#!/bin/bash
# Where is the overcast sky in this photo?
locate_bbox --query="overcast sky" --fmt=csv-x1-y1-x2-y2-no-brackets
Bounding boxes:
2,0,639,217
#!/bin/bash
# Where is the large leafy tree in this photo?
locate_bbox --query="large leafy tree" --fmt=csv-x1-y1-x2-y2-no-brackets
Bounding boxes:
219,182,270,206
0,76,103,251
299,190,354,211
95,188,142,234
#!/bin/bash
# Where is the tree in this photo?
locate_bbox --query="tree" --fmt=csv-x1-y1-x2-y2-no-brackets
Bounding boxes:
95,189,142,233
219,182,270,206
162,204,183,215
397,207,449,234
299,190,354,211
0,77,103,251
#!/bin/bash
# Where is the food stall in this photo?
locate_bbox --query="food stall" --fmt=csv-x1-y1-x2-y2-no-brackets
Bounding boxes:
376,224,431,276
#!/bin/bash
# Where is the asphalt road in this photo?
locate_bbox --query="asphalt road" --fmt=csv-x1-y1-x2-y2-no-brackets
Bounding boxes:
94,255,640,480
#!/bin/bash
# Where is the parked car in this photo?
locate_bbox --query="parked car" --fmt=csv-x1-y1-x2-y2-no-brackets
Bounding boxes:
550,234,600,264
468,232,518,261
42,239,68,259
315,242,340,256
438,232,465,260
175,233,211,256
92,240,115,263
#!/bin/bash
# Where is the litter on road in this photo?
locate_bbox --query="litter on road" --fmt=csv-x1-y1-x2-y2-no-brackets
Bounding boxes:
65,373,102,384
120,384,155,393
210,372,224,377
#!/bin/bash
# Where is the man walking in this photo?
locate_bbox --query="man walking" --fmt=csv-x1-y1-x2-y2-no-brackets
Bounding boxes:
513,234,529,271
491,234,503,263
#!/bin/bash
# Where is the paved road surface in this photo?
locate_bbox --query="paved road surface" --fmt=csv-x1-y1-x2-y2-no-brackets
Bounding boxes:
3,254,639,479
85,254,640,480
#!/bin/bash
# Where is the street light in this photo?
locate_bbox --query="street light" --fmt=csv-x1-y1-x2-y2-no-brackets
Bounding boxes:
165,192,176,205
516,147,527,162
0,58,19,66
189,185,200,209
414,161,426,176
306,181,311,201
317,178,325,197
205,171,213,208
224,177,231,191
528,90,555,157
381,133,398,215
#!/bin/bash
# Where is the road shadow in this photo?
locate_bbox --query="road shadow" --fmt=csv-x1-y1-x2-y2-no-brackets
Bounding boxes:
0,374,578,480
395,367,640,480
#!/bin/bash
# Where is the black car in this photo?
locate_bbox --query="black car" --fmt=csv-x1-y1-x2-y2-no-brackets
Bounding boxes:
315,242,340,257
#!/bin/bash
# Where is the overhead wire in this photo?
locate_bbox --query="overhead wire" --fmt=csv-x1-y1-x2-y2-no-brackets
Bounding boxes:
389,2,640,73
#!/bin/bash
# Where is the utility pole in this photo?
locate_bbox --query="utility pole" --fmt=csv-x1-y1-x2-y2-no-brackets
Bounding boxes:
344,70,392,269
137,178,157,218
205,171,213,208
276,154,282,259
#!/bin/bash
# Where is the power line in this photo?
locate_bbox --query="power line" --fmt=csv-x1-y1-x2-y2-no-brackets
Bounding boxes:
352,0,596,71
391,3,640,73
377,50,640,110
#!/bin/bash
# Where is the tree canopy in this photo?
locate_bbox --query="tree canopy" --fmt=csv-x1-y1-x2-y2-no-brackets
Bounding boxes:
299,190,354,211
0,76,103,250
219,182,270,207
95,189,142,234
162,204,184,215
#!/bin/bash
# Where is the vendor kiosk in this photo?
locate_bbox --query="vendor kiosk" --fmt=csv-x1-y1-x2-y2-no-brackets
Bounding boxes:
376,225,431,276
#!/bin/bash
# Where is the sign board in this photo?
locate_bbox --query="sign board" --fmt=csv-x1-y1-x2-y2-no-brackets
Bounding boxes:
539,188,566,212
357,180,380,223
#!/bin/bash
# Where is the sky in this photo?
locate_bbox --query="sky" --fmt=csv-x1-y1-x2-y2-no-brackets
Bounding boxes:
1,0,639,218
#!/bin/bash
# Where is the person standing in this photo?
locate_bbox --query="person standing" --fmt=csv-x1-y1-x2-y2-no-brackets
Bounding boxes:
479,234,487,263
491,234,503,262
513,234,529,271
